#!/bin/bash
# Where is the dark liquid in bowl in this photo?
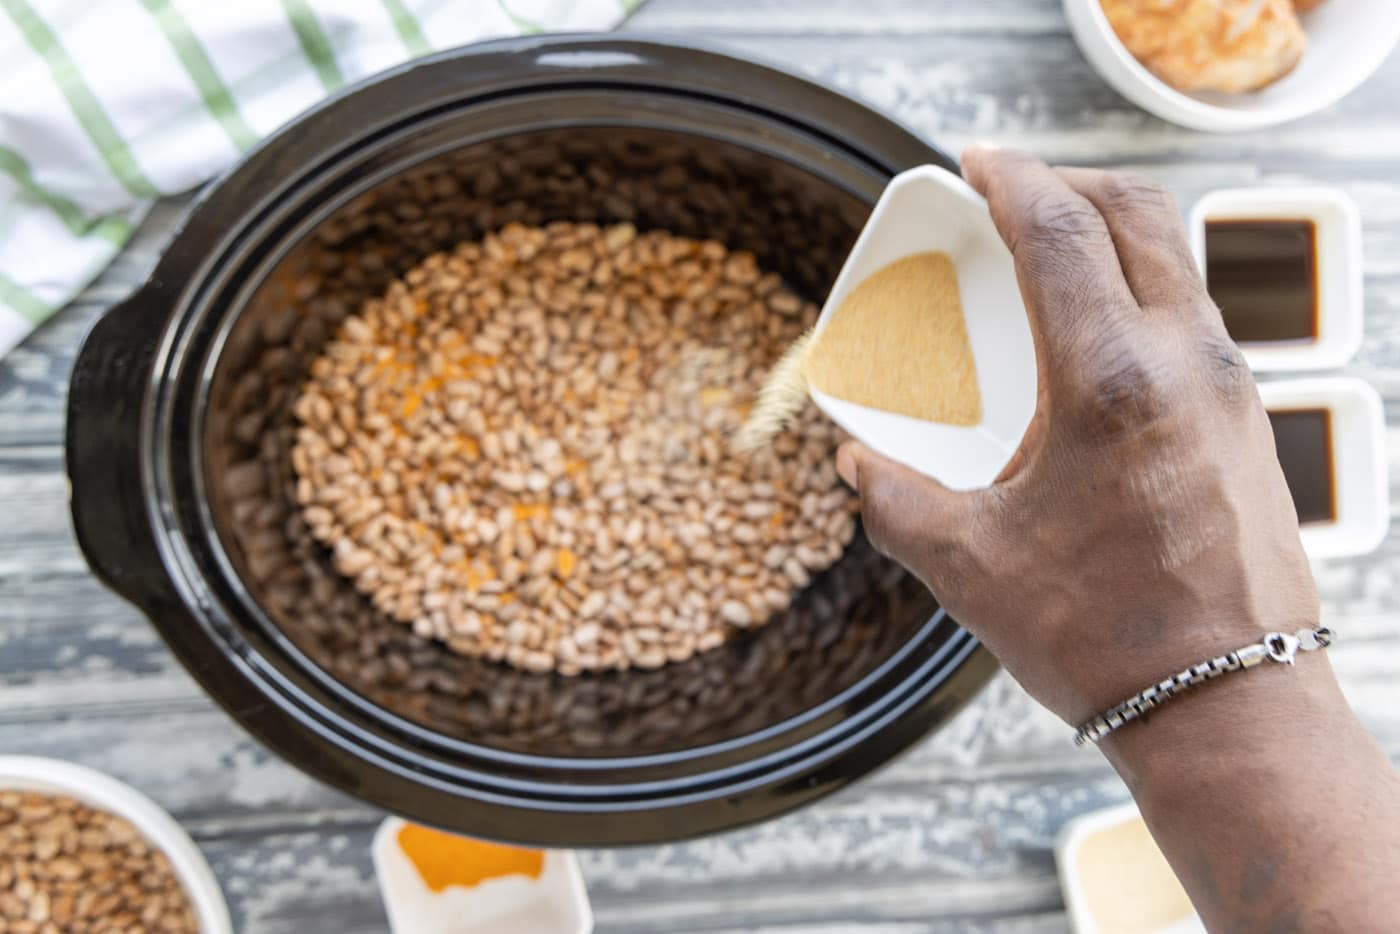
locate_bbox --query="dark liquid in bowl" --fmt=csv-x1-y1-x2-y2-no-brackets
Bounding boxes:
1269,407,1335,525
1206,219,1317,344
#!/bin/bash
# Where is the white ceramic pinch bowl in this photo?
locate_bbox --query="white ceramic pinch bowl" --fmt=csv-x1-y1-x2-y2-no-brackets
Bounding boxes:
372,817,593,934
1258,377,1389,559
0,755,233,934
808,164,1036,492
1190,186,1363,371
1056,801,1204,934
1063,0,1400,132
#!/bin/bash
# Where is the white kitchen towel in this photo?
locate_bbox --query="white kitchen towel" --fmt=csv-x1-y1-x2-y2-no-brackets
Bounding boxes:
0,0,642,357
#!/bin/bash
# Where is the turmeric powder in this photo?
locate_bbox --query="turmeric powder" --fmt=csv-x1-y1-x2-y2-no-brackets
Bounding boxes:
396,823,544,893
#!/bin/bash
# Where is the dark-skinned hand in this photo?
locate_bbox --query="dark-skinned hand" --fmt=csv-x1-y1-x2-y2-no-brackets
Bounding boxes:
836,145,1317,725
835,145,1400,931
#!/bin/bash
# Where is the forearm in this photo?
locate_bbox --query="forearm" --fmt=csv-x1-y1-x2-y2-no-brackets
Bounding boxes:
1103,656,1400,931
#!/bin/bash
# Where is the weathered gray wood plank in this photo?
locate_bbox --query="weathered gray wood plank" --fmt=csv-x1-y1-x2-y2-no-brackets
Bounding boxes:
628,0,1069,34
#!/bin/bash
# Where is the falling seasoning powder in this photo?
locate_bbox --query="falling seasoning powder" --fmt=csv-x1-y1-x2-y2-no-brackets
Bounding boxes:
804,251,982,425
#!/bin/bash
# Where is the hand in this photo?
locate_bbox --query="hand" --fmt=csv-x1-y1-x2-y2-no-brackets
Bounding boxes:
835,145,1319,725
838,144,1400,934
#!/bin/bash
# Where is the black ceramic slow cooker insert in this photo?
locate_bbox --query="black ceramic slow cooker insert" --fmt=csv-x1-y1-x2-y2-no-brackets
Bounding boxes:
66,35,997,846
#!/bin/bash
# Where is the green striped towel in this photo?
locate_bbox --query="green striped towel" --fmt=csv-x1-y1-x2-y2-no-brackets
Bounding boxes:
0,0,643,357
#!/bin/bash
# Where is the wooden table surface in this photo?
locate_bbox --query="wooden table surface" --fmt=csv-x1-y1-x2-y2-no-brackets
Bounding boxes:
4,1,1399,930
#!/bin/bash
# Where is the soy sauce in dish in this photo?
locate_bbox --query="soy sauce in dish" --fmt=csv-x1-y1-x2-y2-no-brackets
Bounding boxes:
1268,408,1335,525
1205,219,1317,344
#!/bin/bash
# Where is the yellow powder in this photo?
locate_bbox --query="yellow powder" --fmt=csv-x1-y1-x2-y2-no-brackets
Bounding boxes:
396,823,544,893
699,387,732,407
1076,818,1195,933
804,251,981,426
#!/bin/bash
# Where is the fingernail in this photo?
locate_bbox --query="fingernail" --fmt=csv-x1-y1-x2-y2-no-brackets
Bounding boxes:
963,140,1001,158
835,444,859,491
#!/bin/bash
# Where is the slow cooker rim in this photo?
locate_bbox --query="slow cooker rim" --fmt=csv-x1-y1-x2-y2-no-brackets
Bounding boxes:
180,96,969,776
164,106,978,778
156,39,974,770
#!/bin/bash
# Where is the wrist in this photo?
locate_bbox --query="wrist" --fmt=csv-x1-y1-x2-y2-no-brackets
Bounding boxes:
1099,650,1352,801
1094,649,1400,931
1075,626,1333,746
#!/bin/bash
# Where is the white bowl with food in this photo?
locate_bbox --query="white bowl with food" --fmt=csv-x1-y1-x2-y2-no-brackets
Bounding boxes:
1056,802,1203,933
800,164,1036,492
0,756,232,934
1257,377,1389,559
1188,186,1363,371
1064,0,1400,132
372,817,592,934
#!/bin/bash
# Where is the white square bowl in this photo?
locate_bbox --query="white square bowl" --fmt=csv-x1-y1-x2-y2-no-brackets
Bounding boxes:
1055,802,1203,934
808,164,1037,491
1189,187,1362,371
372,817,592,934
1258,377,1388,559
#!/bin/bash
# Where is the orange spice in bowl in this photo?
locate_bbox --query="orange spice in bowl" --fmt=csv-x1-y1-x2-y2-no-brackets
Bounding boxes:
372,818,593,934
396,823,544,893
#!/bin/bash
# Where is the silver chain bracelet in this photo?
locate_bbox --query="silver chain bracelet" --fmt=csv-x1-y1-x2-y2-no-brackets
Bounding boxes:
1073,626,1335,746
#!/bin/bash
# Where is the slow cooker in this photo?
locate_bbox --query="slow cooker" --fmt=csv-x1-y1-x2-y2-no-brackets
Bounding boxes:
66,35,996,846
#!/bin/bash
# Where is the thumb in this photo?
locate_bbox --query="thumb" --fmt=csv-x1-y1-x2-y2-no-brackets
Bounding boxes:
836,441,987,585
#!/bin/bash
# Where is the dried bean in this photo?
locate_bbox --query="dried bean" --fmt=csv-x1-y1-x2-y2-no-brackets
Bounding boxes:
289,222,857,674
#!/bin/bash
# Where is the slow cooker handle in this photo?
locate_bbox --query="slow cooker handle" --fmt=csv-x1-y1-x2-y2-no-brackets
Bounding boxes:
66,284,173,610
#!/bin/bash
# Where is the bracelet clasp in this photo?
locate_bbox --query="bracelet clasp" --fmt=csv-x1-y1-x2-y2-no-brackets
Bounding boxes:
1264,631,1301,665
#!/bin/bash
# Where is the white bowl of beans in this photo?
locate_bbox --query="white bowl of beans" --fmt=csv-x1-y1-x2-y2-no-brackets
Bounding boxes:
0,756,232,934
